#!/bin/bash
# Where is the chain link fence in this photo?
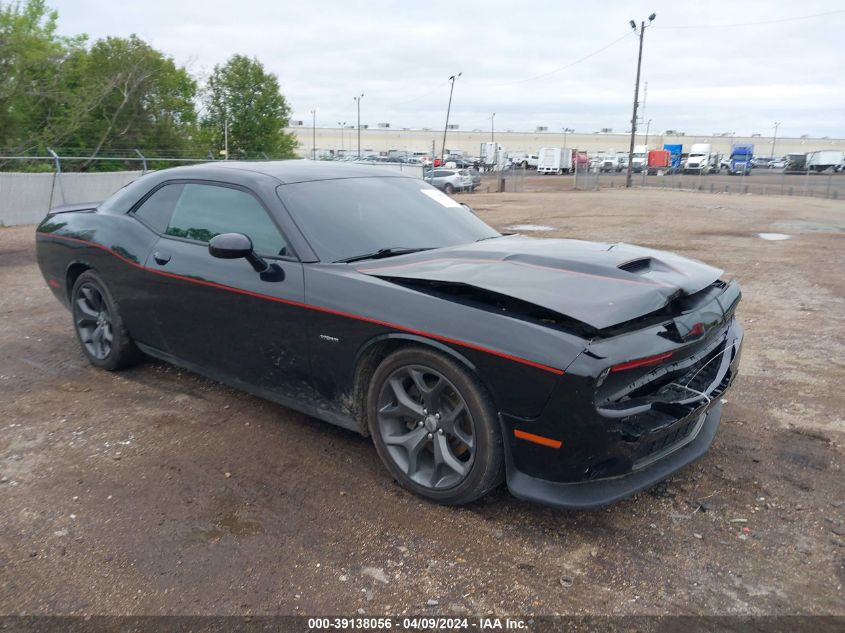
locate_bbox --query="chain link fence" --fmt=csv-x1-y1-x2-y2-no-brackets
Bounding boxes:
567,161,844,199
476,165,526,193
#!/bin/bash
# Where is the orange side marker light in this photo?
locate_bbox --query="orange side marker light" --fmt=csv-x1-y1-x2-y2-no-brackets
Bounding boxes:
514,429,562,449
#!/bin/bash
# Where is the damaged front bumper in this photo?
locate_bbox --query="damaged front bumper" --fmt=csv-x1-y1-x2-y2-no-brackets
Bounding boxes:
502,319,743,509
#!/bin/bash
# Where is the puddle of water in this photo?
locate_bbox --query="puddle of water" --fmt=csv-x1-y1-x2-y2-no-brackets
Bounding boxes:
506,224,557,232
757,233,791,241
190,513,265,542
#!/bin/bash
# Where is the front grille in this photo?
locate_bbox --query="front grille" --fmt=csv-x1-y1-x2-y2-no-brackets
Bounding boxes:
646,338,729,405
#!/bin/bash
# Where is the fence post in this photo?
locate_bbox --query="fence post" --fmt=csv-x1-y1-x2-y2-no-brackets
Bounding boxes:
134,149,147,174
46,148,65,208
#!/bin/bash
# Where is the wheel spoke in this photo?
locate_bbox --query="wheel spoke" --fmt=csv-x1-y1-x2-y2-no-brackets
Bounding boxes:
439,402,473,448
451,423,474,449
409,368,446,410
102,325,113,343
91,324,104,356
433,433,467,480
383,426,429,477
385,376,424,419
81,286,101,311
75,298,98,323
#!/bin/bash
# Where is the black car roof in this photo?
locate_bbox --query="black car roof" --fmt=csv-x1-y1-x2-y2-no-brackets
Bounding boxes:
156,160,415,184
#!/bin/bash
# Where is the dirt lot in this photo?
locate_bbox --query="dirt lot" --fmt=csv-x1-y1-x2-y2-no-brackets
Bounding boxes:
1,189,843,616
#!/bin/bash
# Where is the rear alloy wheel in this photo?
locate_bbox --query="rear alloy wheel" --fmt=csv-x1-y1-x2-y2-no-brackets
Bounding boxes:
368,347,503,505
443,183,455,194
71,271,142,370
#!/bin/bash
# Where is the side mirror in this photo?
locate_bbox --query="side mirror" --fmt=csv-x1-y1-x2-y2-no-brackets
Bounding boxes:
208,232,268,272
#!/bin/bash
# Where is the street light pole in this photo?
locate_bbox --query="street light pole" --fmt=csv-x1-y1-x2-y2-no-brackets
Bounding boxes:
490,112,495,143
338,121,346,153
772,121,781,158
625,13,656,189
310,109,318,160
562,127,574,172
354,94,364,159
441,72,461,163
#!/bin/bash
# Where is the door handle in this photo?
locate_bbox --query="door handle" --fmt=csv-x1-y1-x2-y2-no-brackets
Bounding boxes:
153,251,171,265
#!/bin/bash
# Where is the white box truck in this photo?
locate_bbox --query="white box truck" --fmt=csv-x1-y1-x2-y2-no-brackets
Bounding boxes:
805,150,845,172
537,147,572,174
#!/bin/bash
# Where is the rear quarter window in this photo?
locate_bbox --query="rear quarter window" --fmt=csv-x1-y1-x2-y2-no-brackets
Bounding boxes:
133,183,185,233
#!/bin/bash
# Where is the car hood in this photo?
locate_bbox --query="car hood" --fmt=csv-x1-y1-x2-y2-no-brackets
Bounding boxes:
356,235,723,330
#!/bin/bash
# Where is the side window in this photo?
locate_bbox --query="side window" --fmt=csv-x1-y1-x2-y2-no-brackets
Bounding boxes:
133,183,185,233
164,184,288,257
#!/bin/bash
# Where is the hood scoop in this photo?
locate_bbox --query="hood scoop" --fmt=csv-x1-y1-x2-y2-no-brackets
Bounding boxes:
617,257,678,275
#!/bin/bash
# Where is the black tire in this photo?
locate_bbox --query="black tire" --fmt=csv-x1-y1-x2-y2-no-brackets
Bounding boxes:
443,183,455,194
367,347,504,505
71,270,142,371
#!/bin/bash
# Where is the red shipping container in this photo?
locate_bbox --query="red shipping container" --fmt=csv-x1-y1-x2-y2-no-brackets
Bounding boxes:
647,149,670,168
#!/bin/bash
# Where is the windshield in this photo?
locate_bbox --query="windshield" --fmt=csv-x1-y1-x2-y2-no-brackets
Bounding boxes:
277,177,499,263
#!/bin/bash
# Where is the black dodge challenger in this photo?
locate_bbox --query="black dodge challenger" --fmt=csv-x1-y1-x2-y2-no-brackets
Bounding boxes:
36,161,743,508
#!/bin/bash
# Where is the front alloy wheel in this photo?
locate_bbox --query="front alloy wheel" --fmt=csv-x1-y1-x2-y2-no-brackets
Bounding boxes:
376,365,475,490
368,347,503,505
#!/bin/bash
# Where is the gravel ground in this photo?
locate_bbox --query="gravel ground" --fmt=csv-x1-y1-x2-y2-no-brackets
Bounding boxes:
0,188,843,616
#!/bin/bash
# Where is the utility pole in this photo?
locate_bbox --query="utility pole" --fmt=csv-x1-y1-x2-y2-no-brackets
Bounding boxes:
354,94,364,158
338,122,346,153
490,112,495,142
441,72,461,163
772,121,781,158
625,13,656,188
224,116,229,160
310,109,318,160
562,127,573,153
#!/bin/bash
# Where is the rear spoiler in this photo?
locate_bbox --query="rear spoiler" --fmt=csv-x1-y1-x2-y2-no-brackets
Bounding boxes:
48,201,101,215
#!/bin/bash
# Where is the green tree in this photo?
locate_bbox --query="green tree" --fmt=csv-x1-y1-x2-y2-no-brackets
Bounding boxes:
54,35,198,169
201,54,296,158
0,0,85,152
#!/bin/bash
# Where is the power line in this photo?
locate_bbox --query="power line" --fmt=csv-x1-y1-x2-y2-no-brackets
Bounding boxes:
389,78,452,107
386,29,634,109
654,9,845,29
482,31,635,87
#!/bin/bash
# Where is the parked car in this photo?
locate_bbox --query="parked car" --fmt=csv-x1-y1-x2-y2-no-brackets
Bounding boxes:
768,157,787,169
442,156,475,169
35,161,743,509
424,168,473,193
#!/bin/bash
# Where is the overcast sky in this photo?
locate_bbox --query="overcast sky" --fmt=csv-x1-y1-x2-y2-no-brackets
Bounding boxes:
49,0,845,138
